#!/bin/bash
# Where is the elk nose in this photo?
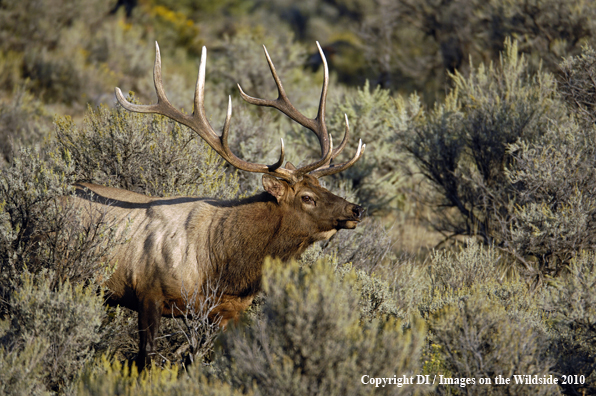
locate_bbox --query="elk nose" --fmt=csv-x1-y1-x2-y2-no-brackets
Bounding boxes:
352,205,365,219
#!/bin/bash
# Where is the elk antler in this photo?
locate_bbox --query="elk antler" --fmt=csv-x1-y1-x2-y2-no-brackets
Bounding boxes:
115,41,364,184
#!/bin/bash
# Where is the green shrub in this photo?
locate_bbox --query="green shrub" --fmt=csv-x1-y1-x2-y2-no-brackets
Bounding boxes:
0,85,50,166
76,355,248,396
81,17,154,105
401,39,596,274
421,242,546,328
359,0,596,98
558,46,596,125
299,248,407,321
405,39,559,239
418,242,556,395
478,46,596,276
387,258,430,318
212,29,308,100
429,239,500,291
16,16,115,105
333,260,405,322
0,0,108,54
0,337,50,396
212,258,428,395
140,3,203,57
0,147,120,294
0,146,125,392
22,44,91,105
54,102,239,198
0,2,154,107
0,50,24,92
329,81,420,213
504,127,596,275
322,216,394,272
2,270,107,393
546,252,596,396
489,45,596,275
429,296,558,396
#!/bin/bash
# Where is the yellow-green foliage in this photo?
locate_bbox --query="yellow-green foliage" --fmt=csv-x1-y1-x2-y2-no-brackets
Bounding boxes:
420,242,560,395
0,50,23,92
2,271,106,393
334,261,405,321
430,296,559,396
403,39,581,273
559,46,596,124
0,145,126,393
358,0,596,98
0,338,50,396
77,355,248,396
503,89,596,272
546,252,596,394
213,258,428,395
143,3,202,56
0,0,153,104
422,241,545,328
429,239,500,291
0,84,50,166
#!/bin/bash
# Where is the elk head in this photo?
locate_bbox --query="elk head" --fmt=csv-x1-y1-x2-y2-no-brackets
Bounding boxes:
263,173,364,240
114,41,365,228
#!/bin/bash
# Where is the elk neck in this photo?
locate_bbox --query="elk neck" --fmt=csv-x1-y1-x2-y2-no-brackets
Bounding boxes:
193,192,315,297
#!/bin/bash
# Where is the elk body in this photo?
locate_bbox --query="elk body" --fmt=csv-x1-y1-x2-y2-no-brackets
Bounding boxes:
72,42,365,368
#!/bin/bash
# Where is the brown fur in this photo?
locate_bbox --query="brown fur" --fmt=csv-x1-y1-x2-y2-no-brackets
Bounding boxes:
70,174,363,368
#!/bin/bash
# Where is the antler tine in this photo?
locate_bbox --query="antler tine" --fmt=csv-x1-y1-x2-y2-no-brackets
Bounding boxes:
115,42,178,116
310,114,366,178
334,114,350,157
194,43,207,118
310,139,366,178
315,41,329,127
191,46,286,173
295,41,334,174
237,46,314,129
317,113,350,169
189,45,227,150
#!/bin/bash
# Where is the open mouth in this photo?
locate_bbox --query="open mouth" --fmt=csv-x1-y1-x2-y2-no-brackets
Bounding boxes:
338,219,361,229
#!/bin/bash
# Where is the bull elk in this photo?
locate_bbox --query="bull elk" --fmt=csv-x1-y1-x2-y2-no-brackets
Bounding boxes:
72,41,365,368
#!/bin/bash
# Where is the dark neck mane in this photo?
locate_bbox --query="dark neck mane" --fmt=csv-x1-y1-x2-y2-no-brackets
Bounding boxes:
201,192,309,297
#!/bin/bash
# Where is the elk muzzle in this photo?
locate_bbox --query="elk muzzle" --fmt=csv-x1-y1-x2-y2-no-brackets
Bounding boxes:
338,203,365,229
352,205,365,219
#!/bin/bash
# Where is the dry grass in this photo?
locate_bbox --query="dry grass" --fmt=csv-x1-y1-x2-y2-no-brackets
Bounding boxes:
390,216,443,262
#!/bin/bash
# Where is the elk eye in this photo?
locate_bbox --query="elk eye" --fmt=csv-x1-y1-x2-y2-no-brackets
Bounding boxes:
302,195,315,205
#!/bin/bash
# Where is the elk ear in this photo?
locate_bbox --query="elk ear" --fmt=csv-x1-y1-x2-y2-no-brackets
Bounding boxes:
262,175,288,202
285,162,297,170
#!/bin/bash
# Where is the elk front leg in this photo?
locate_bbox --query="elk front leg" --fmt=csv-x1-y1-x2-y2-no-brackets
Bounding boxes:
137,298,163,370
